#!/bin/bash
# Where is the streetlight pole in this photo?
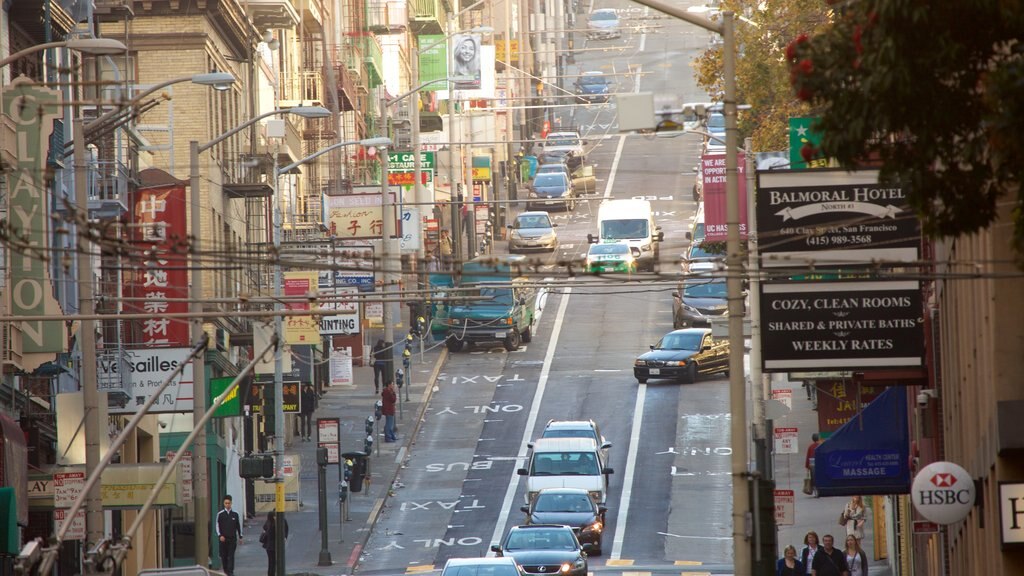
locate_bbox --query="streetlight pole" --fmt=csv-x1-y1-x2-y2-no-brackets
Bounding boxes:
189,106,330,569
611,2,751,573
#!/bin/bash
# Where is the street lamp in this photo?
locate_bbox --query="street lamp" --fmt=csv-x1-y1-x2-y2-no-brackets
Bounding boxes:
268,136,390,575
616,1,750,573
187,104,330,569
0,37,127,69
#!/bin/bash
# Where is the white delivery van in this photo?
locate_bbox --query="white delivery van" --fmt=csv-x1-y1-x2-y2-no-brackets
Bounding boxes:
587,199,663,271
517,438,613,504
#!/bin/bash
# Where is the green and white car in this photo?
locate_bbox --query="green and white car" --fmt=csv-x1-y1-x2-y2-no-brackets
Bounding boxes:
585,242,637,274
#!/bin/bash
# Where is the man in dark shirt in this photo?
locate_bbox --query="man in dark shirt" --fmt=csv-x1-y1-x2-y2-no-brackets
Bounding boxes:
811,534,849,576
382,381,398,442
300,383,317,441
216,495,243,575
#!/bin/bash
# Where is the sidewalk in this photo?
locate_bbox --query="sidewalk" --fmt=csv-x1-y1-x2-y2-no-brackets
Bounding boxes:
232,333,448,576
773,377,893,575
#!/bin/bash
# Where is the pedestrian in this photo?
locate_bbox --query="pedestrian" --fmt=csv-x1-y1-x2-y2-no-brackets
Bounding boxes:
372,338,387,393
216,495,243,575
805,433,822,497
425,249,440,272
260,512,289,576
382,380,397,442
810,534,849,576
800,531,821,575
438,229,453,270
843,535,868,576
299,383,317,441
777,544,805,576
841,495,867,540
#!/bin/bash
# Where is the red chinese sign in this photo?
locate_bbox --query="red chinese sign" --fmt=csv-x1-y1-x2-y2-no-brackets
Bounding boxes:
815,380,884,434
387,171,430,187
130,183,189,346
701,153,748,242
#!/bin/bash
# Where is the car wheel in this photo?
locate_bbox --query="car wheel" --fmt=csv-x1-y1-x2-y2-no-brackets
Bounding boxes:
686,363,698,384
522,325,533,343
446,336,463,353
504,329,521,351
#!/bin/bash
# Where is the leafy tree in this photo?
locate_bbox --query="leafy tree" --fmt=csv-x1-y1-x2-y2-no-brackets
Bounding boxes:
692,0,832,150
788,0,1024,262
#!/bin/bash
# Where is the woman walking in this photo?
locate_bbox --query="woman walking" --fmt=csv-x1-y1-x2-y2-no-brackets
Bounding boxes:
844,535,868,576
843,495,868,540
799,531,820,575
261,512,289,576
776,545,804,576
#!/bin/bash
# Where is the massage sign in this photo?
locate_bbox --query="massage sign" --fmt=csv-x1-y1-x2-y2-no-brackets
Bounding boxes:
755,169,925,371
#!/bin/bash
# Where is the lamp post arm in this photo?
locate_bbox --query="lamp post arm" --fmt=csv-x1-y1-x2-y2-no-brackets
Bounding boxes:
199,108,283,153
389,79,451,105
280,139,364,173
625,0,722,34
0,41,74,69
83,74,196,132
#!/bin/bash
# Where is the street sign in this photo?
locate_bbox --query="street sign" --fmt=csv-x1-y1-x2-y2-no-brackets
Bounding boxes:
912,520,940,534
773,427,799,454
54,509,85,541
774,489,795,526
388,151,435,171
770,389,793,409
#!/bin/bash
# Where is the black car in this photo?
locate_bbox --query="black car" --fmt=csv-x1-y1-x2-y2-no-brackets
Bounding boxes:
491,525,592,576
633,328,729,384
672,278,728,329
520,489,606,555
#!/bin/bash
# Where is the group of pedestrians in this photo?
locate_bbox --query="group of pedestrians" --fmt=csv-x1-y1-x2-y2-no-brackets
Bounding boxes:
778,496,870,576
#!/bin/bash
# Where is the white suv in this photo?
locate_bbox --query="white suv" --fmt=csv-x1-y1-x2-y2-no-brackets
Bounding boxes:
541,131,585,158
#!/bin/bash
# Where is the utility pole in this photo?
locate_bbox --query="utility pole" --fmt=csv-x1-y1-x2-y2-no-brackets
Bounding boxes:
74,118,104,567
271,158,288,576
188,140,211,570
447,15,462,264
381,96,396,375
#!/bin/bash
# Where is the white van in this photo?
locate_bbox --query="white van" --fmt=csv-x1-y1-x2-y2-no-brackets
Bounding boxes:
517,438,613,504
587,199,663,271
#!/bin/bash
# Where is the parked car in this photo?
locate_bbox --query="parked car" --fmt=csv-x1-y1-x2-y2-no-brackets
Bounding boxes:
633,327,729,384
531,420,612,464
536,162,571,179
440,557,526,576
508,211,558,253
681,240,723,275
585,242,637,274
541,131,585,158
517,437,613,505
519,489,606,555
575,71,611,103
672,278,727,329
528,172,575,211
587,8,621,39
491,525,592,576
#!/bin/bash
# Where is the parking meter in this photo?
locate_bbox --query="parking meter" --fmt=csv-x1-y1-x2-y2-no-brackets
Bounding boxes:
338,481,349,502
364,433,374,454
374,401,383,421
395,369,404,389
365,416,375,435
343,459,352,481
403,348,411,371
341,452,368,493
416,316,426,336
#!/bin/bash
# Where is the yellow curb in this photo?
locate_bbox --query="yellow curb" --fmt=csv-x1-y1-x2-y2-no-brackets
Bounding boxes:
606,559,635,566
674,560,703,566
406,565,436,573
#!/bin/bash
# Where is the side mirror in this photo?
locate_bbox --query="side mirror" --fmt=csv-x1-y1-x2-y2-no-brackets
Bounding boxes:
587,233,597,244
507,224,514,229
702,345,711,352
490,545,502,554
658,231,665,242
517,468,529,476
671,292,680,299
602,467,614,475
527,442,535,449
598,505,608,514
649,344,655,350
685,231,693,241
601,442,612,450
581,543,595,554
520,505,530,514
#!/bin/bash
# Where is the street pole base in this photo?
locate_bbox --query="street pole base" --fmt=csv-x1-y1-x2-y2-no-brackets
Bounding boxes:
319,551,333,566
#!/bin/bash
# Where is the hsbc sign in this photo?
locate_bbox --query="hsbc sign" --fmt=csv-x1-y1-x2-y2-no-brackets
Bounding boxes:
912,461,975,525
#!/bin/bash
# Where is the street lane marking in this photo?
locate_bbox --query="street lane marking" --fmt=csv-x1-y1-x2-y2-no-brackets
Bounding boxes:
606,559,635,566
610,383,646,559
603,136,627,199
406,565,435,573
488,287,573,551
674,561,704,566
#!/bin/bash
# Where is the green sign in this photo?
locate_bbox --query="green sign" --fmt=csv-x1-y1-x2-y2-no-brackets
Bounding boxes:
418,35,448,92
788,117,828,170
0,488,17,554
4,79,65,352
209,376,241,418
389,150,435,171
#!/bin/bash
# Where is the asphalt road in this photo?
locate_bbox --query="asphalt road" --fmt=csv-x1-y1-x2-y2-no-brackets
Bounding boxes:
357,1,737,573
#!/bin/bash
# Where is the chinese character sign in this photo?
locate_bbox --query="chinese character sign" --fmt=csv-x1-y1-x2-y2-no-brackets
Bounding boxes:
130,182,189,346
283,271,320,345
323,192,399,240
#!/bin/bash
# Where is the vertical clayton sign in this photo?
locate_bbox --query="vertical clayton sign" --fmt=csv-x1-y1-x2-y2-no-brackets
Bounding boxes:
4,78,66,353
131,179,189,346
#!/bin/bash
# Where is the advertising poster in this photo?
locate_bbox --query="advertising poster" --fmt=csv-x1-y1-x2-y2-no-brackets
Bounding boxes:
100,348,196,414
324,192,399,240
701,152,748,242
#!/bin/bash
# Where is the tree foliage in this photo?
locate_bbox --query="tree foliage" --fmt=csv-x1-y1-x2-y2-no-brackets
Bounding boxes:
691,0,832,150
787,0,1024,262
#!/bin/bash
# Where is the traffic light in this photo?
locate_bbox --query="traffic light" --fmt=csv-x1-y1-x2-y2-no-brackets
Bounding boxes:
239,455,275,479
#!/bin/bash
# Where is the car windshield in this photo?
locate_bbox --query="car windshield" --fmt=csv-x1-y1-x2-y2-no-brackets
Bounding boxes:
534,493,594,513
531,451,600,476
591,10,617,20
464,285,514,306
589,244,629,255
683,280,727,298
443,565,521,576
534,174,567,187
707,114,725,130
515,215,551,229
542,428,599,443
601,219,648,240
505,529,578,551
688,243,718,259
538,164,568,173
580,75,607,86
657,333,703,351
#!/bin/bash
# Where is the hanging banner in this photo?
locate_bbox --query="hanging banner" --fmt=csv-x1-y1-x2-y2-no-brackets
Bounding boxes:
283,271,320,345
701,152,747,242
451,33,482,89
330,349,354,386
418,34,448,92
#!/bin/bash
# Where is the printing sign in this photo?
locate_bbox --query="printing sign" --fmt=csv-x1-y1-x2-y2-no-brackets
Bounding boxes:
319,287,360,335
760,281,924,371
100,349,196,414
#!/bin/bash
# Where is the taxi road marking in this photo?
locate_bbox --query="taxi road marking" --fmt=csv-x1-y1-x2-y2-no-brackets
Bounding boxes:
406,565,435,573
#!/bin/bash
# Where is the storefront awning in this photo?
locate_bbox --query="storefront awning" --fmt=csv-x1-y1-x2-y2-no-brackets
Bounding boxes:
814,387,912,497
